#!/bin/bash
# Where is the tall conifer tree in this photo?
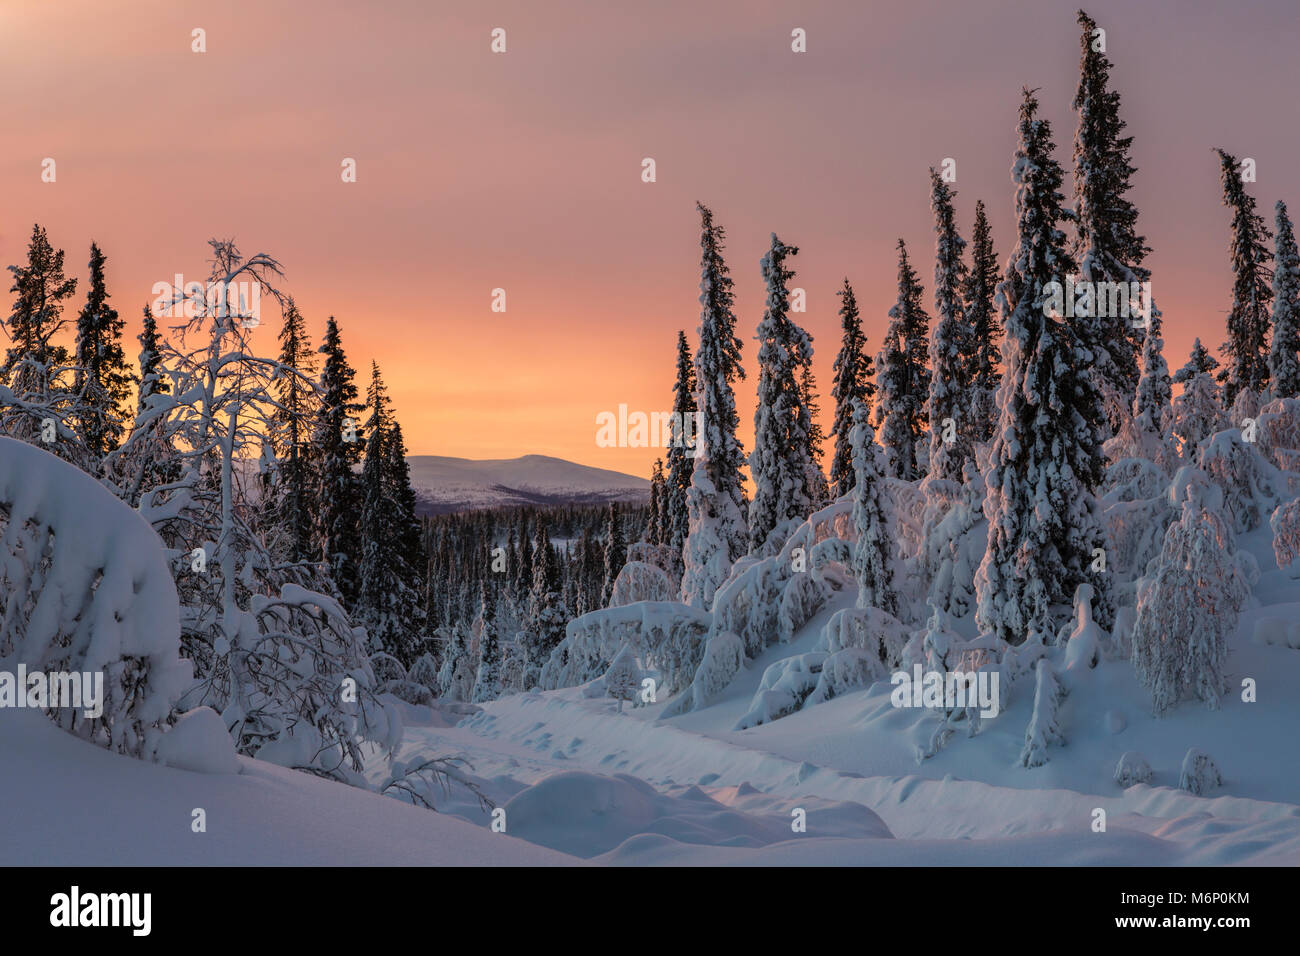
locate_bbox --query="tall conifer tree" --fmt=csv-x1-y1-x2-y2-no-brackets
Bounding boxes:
1214,148,1274,406
73,242,132,458
829,279,875,498
975,89,1115,643
875,239,930,481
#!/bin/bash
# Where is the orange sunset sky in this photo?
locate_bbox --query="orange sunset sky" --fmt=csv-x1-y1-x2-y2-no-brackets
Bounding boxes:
3,0,1299,480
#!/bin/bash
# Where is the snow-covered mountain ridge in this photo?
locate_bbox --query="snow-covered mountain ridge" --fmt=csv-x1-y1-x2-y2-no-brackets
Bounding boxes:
406,455,649,515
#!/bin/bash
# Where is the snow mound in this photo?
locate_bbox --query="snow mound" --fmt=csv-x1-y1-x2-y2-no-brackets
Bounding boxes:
502,769,891,858
153,707,241,774
0,436,190,757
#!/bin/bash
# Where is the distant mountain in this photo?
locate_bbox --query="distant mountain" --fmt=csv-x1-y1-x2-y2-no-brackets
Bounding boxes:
406,454,650,515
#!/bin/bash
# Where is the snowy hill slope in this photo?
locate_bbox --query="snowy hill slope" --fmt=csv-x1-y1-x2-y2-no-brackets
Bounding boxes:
0,708,573,866
406,455,649,514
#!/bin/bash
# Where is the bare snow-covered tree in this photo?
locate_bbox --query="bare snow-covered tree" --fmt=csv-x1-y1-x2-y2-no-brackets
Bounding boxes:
105,240,392,775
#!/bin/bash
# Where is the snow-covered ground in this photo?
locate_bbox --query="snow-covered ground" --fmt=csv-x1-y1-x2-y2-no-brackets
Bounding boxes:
9,517,1298,866
374,544,1300,865
0,707,571,866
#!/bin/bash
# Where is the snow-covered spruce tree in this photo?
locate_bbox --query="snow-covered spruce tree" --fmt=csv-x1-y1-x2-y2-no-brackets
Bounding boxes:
829,279,875,498
109,306,179,508
0,223,87,464
357,362,425,666
600,502,626,606
1174,337,1219,384
665,329,698,552
316,316,365,606
1214,148,1274,407
1170,369,1226,461
646,458,666,544
523,523,567,689
927,168,972,483
1131,489,1248,715
386,419,426,609
1134,306,1172,419
1269,200,1300,398
800,355,830,508
471,583,502,703
113,240,389,770
875,239,930,481
851,398,897,616
1110,303,1175,469
974,89,1115,644
435,621,474,702
266,298,320,566
963,200,1002,445
749,233,818,550
1071,9,1150,427
73,242,133,460
681,203,748,608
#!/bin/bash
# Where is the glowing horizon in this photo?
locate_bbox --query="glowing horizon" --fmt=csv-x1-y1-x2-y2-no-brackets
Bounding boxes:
5,0,1298,481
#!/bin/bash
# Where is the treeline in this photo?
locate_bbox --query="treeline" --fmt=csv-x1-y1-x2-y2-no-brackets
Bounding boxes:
640,9,1300,652
0,229,656,707
422,500,647,699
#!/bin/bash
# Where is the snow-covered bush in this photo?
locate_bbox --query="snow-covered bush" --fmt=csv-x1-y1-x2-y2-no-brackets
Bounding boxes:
1230,387,1261,429
816,606,908,665
538,601,710,698
608,560,675,607
1104,415,1176,476
735,652,827,729
924,462,986,618
805,648,889,707
712,554,785,657
684,629,745,712
408,652,441,693
626,541,680,581
604,644,640,712
1062,583,1103,673
1269,498,1300,572
1178,748,1222,795
191,584,395,777
809,536,852,571
1256,397,1300,472
1114,751,1153,787
1103,456,1170,504
777,571,830,643
436,624,475,702
1101,494,1176,581
1196,428,1282,532
1131,491,1248,716
1019,659,1066,768
0,436,191,757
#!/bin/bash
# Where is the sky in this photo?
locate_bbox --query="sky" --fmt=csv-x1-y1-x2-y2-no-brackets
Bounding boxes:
3,0,1297,479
